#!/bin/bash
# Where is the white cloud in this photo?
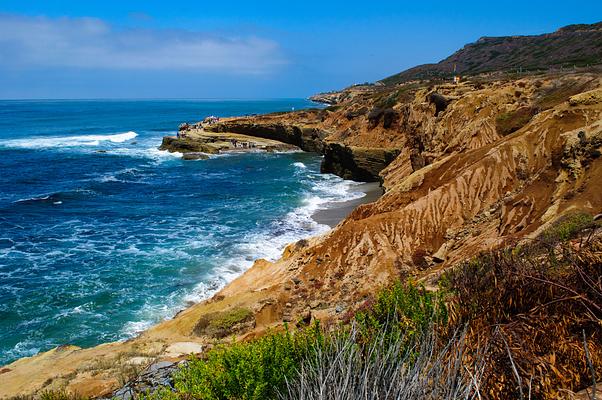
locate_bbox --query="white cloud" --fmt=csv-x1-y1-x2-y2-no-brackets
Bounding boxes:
0,14,286,73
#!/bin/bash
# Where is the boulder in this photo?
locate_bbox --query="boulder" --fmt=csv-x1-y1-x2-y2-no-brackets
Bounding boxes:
164,342,204,358
110,361,184,400
181,152,209,160
432,242,451,263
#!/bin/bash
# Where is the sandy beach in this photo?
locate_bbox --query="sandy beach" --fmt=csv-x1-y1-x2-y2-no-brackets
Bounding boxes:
312,182,383,227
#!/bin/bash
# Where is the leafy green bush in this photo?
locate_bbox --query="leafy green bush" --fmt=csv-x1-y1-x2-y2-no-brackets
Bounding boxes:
149,325,323,400
354,280,448,347
540,211,596,244
148,281,447,400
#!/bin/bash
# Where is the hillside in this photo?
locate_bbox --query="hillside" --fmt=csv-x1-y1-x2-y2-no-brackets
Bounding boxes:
380,22,602,85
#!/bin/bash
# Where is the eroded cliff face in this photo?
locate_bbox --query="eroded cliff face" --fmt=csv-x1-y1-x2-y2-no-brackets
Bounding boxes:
213,74,602,331
2,73,602,399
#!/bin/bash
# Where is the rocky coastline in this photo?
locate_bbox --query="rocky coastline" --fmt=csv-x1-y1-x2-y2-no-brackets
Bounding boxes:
2,70,602,399
161,114,401,183
159,128,299,155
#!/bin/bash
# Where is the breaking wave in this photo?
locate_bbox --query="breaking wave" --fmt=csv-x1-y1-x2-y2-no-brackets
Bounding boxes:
1,131,138,149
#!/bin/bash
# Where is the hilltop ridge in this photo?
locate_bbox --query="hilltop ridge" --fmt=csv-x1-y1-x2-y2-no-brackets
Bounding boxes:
375,22,602,85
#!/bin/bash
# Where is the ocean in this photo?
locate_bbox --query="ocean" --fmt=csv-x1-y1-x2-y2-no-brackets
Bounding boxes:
0,99,365,365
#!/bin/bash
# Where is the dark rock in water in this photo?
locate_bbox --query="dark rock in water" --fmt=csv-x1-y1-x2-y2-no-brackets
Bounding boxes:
182,152,209,160
160,136,221,154
95,150,108,153
109,360,186,400
320,143,400,182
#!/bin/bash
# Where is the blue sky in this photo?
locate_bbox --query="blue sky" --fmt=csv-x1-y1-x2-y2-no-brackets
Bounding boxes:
1,0,601,99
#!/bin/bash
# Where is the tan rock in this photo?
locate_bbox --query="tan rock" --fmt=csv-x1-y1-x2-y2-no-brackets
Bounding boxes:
163,342,204,358
569,88,602,106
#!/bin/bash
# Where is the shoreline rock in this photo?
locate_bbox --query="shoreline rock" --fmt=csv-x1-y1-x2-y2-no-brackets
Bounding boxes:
159,130,300,156
181,152,209,160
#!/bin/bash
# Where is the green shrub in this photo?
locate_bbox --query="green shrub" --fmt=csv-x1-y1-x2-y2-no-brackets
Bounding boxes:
540,211,596,244
375,94,398,109
354,280,447,347
193,307,254,338
149,325,323,400
148,281,448,400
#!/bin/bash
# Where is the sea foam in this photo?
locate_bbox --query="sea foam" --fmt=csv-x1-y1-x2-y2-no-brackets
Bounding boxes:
1,131,138,149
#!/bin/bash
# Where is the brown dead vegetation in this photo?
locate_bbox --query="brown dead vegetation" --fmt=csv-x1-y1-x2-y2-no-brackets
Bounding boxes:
443,221,602,399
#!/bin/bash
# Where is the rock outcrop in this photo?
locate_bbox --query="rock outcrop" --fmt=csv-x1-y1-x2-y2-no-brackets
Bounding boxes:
204,120,327,153
108,361,184,400
173,115,401,181
159,130,299,155
320,143,400,181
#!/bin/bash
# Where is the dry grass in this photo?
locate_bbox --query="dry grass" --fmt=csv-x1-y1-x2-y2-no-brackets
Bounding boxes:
282,324,484,400
442,224,602,399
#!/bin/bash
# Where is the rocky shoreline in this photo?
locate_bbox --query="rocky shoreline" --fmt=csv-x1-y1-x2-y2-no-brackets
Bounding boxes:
161,114,400,182
159,128,299,156
2,71,602,399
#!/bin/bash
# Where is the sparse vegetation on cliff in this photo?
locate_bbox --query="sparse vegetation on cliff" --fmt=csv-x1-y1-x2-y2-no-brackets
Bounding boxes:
193,308,254,339
145,283,449,400
139,221,600,400
442,219,602,399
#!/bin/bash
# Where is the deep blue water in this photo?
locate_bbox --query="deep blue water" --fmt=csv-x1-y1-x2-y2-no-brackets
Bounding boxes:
0,99,363,365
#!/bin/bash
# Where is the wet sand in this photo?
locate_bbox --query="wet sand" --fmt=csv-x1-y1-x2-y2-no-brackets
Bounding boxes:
312,182,383,227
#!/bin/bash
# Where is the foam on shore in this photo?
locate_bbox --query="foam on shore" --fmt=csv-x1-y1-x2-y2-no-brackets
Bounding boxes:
120,165,375,338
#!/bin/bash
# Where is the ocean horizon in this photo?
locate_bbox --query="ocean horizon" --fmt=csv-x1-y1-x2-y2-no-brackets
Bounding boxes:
0,98,363,365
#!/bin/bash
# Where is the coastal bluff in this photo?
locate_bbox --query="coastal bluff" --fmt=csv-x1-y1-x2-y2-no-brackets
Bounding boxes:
2,72,602,399
161,113,402,182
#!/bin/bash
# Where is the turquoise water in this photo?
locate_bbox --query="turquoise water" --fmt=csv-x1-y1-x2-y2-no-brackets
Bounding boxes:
0,99,364,365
